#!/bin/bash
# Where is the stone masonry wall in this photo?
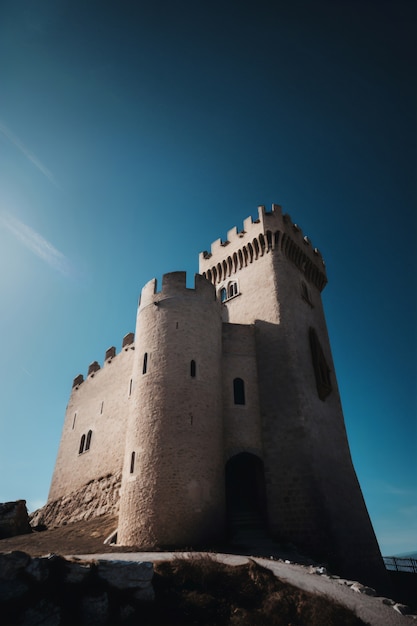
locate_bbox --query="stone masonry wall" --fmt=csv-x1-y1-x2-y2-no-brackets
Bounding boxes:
48,344,134,502
118,273,225,548
221,323,263,460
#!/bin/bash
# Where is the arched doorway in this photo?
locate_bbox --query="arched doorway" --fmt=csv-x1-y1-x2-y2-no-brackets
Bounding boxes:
225,453,268,544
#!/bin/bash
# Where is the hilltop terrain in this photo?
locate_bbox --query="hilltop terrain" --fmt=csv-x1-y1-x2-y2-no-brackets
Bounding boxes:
0,515,414,625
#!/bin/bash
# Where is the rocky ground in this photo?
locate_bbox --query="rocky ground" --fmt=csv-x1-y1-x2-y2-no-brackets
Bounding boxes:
0,515,415,626
0,514,121,557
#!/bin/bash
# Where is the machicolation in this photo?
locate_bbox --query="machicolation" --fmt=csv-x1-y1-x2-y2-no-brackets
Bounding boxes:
44,203,387,592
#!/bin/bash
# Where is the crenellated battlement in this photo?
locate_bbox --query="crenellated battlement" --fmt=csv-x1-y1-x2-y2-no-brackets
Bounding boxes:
200,204,275,260
138,271,216,309
199,203,327,291
50,201,387,590
71,332,135,389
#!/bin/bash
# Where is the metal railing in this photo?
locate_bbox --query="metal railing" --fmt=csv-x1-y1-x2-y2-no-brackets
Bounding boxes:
383,556,417,573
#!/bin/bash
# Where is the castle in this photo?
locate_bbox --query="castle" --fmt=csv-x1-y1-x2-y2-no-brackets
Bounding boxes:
47,204,386,588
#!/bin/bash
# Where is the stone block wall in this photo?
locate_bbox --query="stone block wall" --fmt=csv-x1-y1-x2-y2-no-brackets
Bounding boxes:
48,344,134,502
222,323,263,460
118,273,225,548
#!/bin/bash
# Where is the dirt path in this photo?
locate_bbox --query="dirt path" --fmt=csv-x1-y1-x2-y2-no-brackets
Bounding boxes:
71,551,412,626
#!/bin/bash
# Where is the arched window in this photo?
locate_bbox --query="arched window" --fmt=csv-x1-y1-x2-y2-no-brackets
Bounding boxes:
309,328,332,400
79,434,86,454
130,451,135,474
85,430,92,451
253,238,260,259
220,287,227,302
143,352,148,374
229,282,238,298
233,378,246,405
190,360,196,378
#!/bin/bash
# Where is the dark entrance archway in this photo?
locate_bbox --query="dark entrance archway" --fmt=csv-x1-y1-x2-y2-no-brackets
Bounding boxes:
225,452,268,544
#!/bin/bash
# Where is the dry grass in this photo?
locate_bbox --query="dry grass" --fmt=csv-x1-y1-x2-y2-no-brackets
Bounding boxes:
138,554,367,626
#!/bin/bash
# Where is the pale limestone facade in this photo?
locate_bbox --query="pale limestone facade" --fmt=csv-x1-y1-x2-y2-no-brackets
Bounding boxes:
48,204,386,589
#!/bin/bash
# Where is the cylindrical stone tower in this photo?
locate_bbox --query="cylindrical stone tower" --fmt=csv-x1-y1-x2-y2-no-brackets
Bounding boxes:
118,272,224,548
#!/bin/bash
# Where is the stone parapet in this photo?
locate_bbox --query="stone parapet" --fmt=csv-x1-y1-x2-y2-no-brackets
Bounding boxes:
199,204,327,292
72,333,135,389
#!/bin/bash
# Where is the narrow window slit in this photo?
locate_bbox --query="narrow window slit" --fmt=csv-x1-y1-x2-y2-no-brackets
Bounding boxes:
130,451,135,474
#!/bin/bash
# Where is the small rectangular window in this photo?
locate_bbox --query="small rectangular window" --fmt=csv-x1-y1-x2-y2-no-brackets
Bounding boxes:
143,353,148,374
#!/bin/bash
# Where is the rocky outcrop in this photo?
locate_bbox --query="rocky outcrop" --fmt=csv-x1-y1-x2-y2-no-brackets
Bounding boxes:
30,473,121,529
0,550,154,625
0,501,32,539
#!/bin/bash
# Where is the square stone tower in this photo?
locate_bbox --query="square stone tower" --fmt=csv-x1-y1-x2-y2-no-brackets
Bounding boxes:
200,204,387,589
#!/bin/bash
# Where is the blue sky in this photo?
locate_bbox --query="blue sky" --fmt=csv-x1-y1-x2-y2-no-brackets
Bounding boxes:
0,1,415,556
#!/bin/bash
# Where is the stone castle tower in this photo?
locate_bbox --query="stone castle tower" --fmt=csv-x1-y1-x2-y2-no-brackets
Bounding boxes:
46,204,386,589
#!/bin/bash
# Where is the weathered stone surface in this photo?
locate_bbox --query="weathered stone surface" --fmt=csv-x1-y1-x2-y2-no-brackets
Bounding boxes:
80,592,109,625
0,501,32,539
119,603,135,621
30,473,122,528
25,557,49,583
133,585,155,602
351,582,376,596
393,602,410,615
22,600,61,626
0,579,29,601
0,550,30,579
96,559,154,589
0,551,155,625
64,560,92,584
